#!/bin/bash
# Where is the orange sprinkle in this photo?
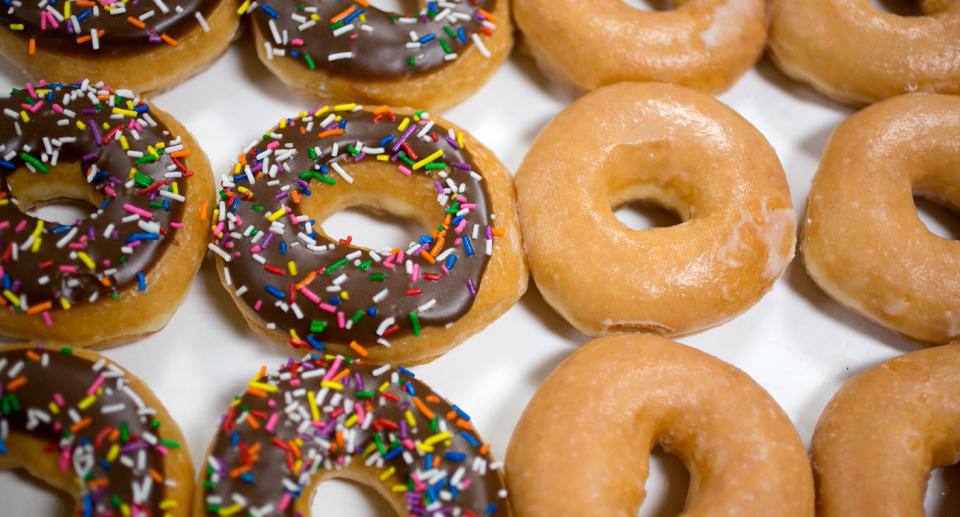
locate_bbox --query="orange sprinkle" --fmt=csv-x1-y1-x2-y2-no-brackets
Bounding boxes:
149,469,164,483
413,397,434,420
25,350,41,362
76,35,92,44
479,443,490,455
429,237,445,257
76,1,95,6
291,190,301,204
229,465,251,478
419,249,436,264
329,5,355,23
70,417,92,433
249,442,261,455
26,300,52,315
109,429,120,442
317,129,344,138
433,455,441,468
288,440,301,458
335,431,345,448
354,0,369,6
160,34,177,46
299,126,305,134
247,387,268,398
348,341,368,357
373,105,390,115
491,228,505,237
456,419,473,430
245,414,260,430
100,277,111,287
331,368,351,384
6,376,26,391
169,149,190,158
446,410,457,420
126,16,145,28
86,478,109,489
257,365,267,380
28,38,35,55
239,153,248,166
295,271,317,290
426,395,441,403
477,8,496,22
199,201,208,220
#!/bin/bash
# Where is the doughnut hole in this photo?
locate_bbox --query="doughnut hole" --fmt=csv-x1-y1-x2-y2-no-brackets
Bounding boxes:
307,476,397,516
869,0,924,16
619,0,674,11
366,0,418,14
6,161,104,225
298,160,442,252
294,465,413,515
637,447,689,517
0,433,98,515
915,196,960,240
0,469,73,516
925,464,960,515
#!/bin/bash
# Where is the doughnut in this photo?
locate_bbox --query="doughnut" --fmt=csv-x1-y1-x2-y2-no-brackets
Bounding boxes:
195,353,510,516
515,82,796,337
209,103,526,364
811,345,960,516
802,93,960,344
506,334,814,516
0,0,239,94
512,0,766,94
0,79,214,347
248,0,512,110
769,0,960,105
0,342,193,516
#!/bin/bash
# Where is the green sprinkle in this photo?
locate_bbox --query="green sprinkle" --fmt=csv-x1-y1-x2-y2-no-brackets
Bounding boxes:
430,416,438,432
346,145,361,156
310,320,327,333
160,439,181,448
351,311,364,323
369,273,386,281
439,38,451,53
424,163,445,170
60,347,73,354
308,147,317,160
408,56,415,67
409,312,420,336
134,171,152,187
398,152,416,167
151,420,162,428
374,433,386,454
356,390,374,398
134,154,158,165
111,495,123,508
120,422,128,443
318,175,336,185
252,205,265,212
325,258,348,274
305,54,316,70
19,152,49,173
358,260,371,271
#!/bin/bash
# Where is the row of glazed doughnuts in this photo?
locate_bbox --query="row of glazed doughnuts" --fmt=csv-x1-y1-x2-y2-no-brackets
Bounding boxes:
0,0,954,106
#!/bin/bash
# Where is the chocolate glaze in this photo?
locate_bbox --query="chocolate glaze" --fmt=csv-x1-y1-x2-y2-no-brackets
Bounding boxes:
201,355,509,516
0,0,220,55
0,345,181,514
252,0,497,78
215,106,495,348
0,80,192,315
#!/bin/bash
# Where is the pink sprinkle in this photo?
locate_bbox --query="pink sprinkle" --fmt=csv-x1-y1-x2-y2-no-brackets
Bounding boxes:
253,300,262,311
0,221,9,230
323,357,343,381
59,448,71,471
291,38,304,46
156,445,169,456
59,265,77,273
170,222,183,229
104,186,117,197
41,311,52,327
51,103,63,113
454,219,467,234
53,393,64,406
318,302,336,313
382,261,395,270
441,265,450,275
266,141,280,150
14,220,27,232
396,251,405,263
25,82,36,99
354,402,365,422
402,438,416,450
265,413,279,432
122,203,152,219
411,263,419,282
397,165,412,176
250,245,261,254
336,311,345,328
299,287,320,304
86,375,105,396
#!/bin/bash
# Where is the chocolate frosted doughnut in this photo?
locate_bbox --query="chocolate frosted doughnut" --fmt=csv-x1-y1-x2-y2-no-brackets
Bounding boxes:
247,0,512,110
0,0,240,93
0,343,193,517
195,354,509,516
0,79,214,346
210,104,526,364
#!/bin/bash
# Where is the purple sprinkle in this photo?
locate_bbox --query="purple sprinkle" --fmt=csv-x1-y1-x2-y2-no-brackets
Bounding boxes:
260,232,275,249
485,225,492,239
89,120,102,146
453,162,471,170
80,109,98,115
120,441,150,454
392,124,417,152
10,280,20,292
434,181,444,193
353,152,365,162
466,278,477,297
400,420,408,439
149,36,161,43
274,191,289,201
295,179,309,189
390,153,399,163
443,135,459,149
81,152,98,161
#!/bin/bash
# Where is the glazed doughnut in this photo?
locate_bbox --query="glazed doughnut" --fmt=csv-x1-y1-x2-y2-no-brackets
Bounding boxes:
210,103,526,364
506,334,814,516
248,0,511,110
811,345,960,516
0,0,239,94
0,79,214,346
0,343,193,516
802,93,960,344
512,0,766,94
195,354,510,516
769,0,960,105
515,82,795,337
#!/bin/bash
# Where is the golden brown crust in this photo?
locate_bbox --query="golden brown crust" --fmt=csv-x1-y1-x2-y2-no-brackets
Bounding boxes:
0,107,215,348
801,93,960,344
252,0,512,111
0,343,194,517
768,0,960,106
515,82,795,337
512,0,766,94
811,345,960,516
0,0,240,96
506,334,814,516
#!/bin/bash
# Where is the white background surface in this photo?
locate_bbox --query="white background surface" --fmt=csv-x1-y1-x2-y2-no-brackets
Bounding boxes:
2,4,960,514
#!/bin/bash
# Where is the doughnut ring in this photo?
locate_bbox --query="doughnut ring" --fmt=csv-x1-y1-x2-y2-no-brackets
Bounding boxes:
802,93,960,344
0,343,193,516
506,334,814,516
769,0,960,105
513,0,767,94
515,82,796,337
195,354,510,516
0,79,214,347
812,345,960,516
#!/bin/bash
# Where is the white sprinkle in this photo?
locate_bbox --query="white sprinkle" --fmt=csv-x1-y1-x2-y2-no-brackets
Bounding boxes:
471,33,490,58
328,51,354,61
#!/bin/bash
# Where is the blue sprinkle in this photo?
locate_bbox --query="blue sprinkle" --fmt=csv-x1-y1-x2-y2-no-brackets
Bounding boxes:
338,119,347,129
427,1,438,12
300,187,312,196
162,199,170,211
444,452,466,462
0,160,14,169
125,232,159,243
265,285,285,299
306,335,325,350
230,432,240,446
425,453,433,469
366,306,377,316
486,503,497,515
232,174,247,182
460,431,478,447
137,272,146,291
384,446,403,460
76,8,91,20
230,197,240,212
290,50,299,58
462,236,474,256
1,276,8,290
0,435,6,455
397,366,416,378
51,225,72,234
82,495,93,517
279,241,288,254
444,254,457,270
319,165,330,174
261,3,279,18
418,34,436,44
457,27,467,43
99,459,110,470
329,297,341,305
343,7,363,23
450,216,464,226
133,104,149,114
99,199,111,210
379,135,395,147
404,381,416,396
418,234,433,245
452,404,471,421
241,472,255,484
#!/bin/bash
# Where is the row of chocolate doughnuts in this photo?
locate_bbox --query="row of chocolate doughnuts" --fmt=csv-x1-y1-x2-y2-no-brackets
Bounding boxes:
0,0,955,107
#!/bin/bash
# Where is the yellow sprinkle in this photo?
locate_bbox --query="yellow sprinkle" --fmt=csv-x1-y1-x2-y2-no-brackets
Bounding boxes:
77,251,95,270
119,135,129,150
340,291,349,301
236,0,249,14
19,110,29,123
293,459,302,474
334,103,356,111
59,297,70,310
344,414,358,428
248,381,278,392
288,261,297,275
64,1,70,18
320,380,344,390
267,209,286,222
358,13,366,22
78,395,96,410
107,444,120,462
307,390,320,421
121,504,131,517
290,328,301,341
171,181,178,195
112,107,138,117
0,199,7,206
3,290,19,306
159,501,178,510
32,220,43,238
413,149,443,170
416,443,434,453
397,117,410,132
218,504,243,516
279,119,286,129
378,381,390,392
457,131,464,147
128,168,137,179
233,163,242,174
48,402,59,414
30,237,41,253
147,145,158,158
102,122,109,130
313,105,329,116
9,24,23,30
405,410,416,428
376,155,389,161
76,120,86,130
423,431,451,446
379,466,396,481
391,485,407,493
310,13,319,20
